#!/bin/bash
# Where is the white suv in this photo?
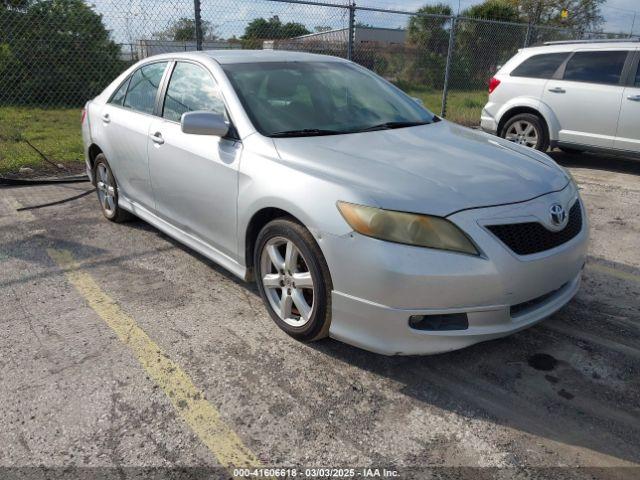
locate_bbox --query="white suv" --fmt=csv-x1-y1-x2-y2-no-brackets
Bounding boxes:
481,39,640,156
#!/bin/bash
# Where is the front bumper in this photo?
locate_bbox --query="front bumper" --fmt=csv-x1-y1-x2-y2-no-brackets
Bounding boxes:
321,186,588,355
330,273,581,355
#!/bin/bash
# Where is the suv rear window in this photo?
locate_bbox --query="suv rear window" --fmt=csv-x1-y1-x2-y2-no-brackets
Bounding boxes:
563,51,627,85
511,53,569,79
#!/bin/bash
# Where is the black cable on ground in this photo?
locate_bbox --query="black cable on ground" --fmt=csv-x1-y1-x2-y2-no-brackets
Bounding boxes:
24,139,68,171
15,188,95,211
0,174,90,186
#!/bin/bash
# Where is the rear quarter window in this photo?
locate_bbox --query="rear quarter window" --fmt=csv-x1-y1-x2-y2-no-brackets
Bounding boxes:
510,53,569,79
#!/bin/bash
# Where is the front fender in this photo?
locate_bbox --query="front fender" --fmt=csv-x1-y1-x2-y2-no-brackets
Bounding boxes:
236,136,375,268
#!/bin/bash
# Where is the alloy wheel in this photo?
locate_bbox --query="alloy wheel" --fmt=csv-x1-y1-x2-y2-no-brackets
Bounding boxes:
505,120,538,148
96,163,116,217
260,236,315,327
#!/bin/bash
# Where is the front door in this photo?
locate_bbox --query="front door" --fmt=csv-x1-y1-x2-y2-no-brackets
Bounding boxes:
147,61,241,259
542,50,628,149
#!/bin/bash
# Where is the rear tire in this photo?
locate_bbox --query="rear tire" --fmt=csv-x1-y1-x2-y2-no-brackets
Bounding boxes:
93,154,132,223
500,113,549,152
254,218,332,342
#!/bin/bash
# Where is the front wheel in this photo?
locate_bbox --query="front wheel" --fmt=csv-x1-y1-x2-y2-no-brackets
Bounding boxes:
500,113,549,152
254,218,332,342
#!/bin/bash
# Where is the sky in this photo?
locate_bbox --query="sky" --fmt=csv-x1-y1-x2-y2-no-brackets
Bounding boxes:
352,0,639,34
95,0,640,45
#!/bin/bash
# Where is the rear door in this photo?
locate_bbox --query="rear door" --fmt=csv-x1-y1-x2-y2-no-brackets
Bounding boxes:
147,61,242,259
99,61,168,211
542,50,629,148
614,51,640,153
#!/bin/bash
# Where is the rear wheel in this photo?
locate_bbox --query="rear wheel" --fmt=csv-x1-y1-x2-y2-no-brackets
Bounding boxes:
93,154,132,222
254,218,332,341
501,113,549,152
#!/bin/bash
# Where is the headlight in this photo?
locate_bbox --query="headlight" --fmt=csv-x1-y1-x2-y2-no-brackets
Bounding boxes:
337,201,479,255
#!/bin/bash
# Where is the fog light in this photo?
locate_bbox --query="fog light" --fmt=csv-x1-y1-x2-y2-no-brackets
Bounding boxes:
408,313,469,331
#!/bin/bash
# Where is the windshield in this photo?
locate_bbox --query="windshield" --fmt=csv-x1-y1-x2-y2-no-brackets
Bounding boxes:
222,61,436,137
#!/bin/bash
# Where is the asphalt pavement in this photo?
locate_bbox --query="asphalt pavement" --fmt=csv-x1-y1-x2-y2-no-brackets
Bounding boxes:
1,151,639,479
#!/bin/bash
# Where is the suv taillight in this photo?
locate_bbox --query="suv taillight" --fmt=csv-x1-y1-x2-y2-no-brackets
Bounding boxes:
488,77,501,94
81,108,87,124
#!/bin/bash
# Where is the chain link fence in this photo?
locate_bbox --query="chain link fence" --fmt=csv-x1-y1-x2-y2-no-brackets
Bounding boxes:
0,0,634,159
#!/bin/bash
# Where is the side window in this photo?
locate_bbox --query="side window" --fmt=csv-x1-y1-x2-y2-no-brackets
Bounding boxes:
563,51,628,86
635,61,640,87
511,53,569,79
163,62,226,122
109,77,130,106
123,62,168,114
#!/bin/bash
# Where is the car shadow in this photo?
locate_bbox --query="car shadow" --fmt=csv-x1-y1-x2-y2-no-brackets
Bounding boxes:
549,149,640,176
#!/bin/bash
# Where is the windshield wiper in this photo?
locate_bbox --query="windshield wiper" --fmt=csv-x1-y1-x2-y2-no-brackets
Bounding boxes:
353,121,431,133
269,128,343,138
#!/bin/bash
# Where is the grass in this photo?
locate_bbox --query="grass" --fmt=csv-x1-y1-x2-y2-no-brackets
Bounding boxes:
406,89,487,126
0,107,84,175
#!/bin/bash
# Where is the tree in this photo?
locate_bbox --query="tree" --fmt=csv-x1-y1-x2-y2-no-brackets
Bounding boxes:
403,4,453,88
464,0,520,22
0,0,124,106
242,15,310,43
154,17,217,42
507,0,605,32
407,3,452,53
1,0,29,9
453,0,521,88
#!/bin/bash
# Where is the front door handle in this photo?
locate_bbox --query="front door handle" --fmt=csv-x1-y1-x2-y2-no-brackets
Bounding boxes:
548,87,566,94
627,94,640,102
150,132,164,145
101,113,111,123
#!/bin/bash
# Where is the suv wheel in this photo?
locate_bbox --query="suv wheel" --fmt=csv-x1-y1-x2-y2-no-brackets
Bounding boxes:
254,218,332,342
501,113,549,152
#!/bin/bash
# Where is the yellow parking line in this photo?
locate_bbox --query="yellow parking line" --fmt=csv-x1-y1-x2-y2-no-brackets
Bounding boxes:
588,262,640,283
47,249,262,471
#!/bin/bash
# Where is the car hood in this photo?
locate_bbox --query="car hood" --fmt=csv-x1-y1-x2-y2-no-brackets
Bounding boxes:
272,121,569,217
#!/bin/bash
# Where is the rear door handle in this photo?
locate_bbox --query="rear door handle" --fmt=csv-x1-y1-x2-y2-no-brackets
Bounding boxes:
150,132,164,145
627,95,640,102
101,113,111,123
548,87,566,93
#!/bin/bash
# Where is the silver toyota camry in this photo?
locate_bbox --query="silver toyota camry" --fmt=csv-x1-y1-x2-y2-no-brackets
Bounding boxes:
81,50,588,355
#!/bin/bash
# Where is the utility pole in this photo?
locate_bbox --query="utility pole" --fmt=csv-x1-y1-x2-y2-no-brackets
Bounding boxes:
347,1,355,60
194,0,203,51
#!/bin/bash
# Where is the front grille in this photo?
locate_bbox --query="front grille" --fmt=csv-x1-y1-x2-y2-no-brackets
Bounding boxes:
487,201,582,255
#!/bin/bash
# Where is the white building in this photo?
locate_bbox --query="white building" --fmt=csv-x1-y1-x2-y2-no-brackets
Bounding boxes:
263,26,407,49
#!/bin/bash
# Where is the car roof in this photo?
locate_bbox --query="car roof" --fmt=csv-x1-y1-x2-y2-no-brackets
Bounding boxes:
522,41,639,54
143,49,347,65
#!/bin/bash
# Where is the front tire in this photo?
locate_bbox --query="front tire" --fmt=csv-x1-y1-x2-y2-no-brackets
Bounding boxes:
254,218,332,341
93,154,132,222
500,113,549,152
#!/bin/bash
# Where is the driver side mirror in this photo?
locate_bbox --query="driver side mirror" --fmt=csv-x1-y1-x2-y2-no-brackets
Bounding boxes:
411,97,424,106
181,111,229,137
